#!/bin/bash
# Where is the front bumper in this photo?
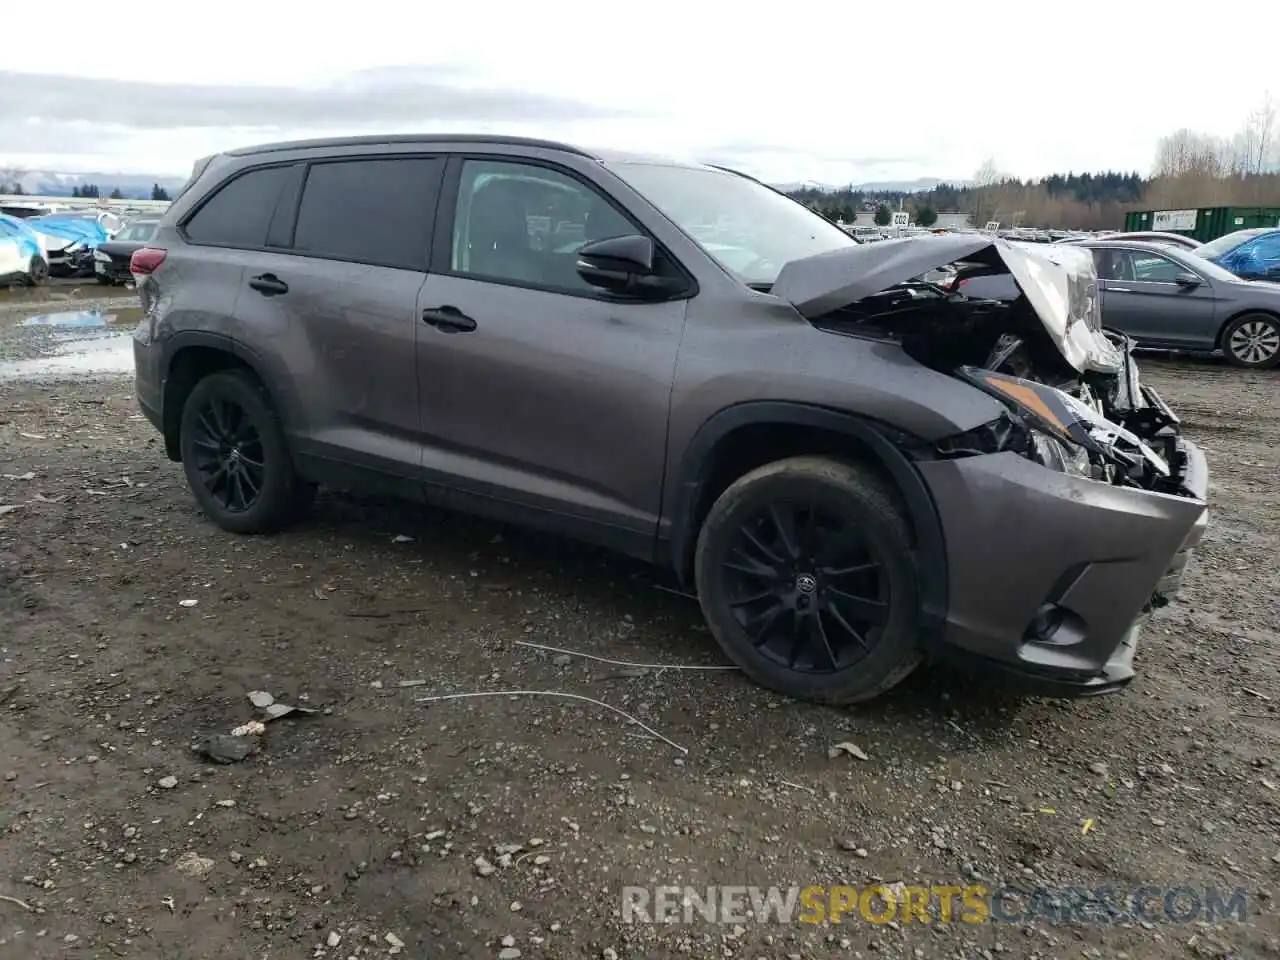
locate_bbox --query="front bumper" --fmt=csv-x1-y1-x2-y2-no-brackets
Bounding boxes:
95,259,132,282
919,438,1208,695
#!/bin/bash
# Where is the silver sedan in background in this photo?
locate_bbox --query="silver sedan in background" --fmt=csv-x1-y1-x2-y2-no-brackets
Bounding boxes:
955,239,1280,368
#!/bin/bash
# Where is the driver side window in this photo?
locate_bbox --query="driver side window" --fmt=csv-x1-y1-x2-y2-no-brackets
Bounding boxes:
448,159,636,295
1129,251,1187,282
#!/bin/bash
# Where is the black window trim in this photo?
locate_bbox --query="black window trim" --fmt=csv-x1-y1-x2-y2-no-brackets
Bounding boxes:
430,153,698,303
177,159,302,252
178,153,448,274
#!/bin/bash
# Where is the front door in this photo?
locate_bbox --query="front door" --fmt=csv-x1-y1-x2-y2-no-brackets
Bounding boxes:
1096,247,1219,349
413,156,689,550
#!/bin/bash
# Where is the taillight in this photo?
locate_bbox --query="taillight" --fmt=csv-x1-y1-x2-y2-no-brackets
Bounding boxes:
956,278,970,290
130,247,167,274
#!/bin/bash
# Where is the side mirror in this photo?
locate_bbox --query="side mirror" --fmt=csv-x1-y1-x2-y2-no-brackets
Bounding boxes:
576,234,684,299
1173,272,1202,287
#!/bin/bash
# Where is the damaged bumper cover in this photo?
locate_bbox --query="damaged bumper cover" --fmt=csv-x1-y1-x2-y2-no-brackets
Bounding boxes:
919,351,1207,696
918,437,1207,695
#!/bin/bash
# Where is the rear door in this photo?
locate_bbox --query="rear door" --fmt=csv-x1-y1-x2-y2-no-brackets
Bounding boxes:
412,155,690,550
220,155,445,494
1095,247,1219,349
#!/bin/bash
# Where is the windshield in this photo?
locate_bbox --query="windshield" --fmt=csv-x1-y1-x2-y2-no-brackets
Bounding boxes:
609,161,855,285
1175,249,1248,283
116,221,158,242
1196,229,1267,259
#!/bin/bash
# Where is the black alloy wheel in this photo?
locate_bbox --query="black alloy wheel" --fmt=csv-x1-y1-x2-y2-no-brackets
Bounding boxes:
179,369,311,534
694,456,922,704
720,499,889,674
188,395,267,514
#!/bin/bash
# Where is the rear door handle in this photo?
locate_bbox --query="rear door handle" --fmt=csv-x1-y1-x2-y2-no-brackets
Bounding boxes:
422,305,477,333
1109,287,1132,293
248,273,288,296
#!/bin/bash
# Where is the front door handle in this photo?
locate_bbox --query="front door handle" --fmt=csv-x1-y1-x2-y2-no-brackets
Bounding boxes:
248,273,288,296
422,305,477,333
1109,287,1132,293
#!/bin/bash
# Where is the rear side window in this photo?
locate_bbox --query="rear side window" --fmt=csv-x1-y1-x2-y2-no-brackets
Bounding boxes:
291,158,443,270
184,166,290,248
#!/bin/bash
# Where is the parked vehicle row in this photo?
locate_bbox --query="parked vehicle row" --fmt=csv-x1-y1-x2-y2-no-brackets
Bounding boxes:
128,134,1207,708
0,208,159,285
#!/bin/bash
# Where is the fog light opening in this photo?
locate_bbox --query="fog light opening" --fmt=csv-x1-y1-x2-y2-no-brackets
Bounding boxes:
1023,602,1087,646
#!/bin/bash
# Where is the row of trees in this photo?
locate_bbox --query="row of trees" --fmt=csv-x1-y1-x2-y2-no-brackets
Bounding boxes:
793,94,1279,231
70,183,171,201
0,172,171,202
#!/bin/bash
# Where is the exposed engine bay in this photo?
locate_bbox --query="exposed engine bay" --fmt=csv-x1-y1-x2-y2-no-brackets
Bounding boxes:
798,240,1195,500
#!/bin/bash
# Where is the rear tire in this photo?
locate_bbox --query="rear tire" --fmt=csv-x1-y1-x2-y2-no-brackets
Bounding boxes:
1221,313,1280,369
178,369,306,534
694,456,922,705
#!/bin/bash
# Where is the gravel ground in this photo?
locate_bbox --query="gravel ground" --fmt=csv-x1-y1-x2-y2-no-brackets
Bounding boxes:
0,324,1277,959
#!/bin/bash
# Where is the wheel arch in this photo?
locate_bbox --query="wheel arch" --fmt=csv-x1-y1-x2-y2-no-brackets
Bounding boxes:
160,332,294,462
666,401,947,637
1216,307,1280,350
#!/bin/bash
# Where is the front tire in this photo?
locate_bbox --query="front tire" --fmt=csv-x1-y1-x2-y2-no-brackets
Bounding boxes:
694,456,922,705
179,369,305,534
1221,313,1280,369
25,256,48,287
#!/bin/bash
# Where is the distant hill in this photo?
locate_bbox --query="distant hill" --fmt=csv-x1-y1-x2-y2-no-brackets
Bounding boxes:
6,170,187,199
770,176,971,194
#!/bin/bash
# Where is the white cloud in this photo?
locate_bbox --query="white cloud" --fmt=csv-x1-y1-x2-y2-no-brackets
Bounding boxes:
2,0,1277,183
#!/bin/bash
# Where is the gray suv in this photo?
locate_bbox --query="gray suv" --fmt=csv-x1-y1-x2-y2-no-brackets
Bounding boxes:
131,134,1209,705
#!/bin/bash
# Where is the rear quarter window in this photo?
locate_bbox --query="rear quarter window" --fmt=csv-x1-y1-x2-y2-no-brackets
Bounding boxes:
290,157,443,270
183,165,292,248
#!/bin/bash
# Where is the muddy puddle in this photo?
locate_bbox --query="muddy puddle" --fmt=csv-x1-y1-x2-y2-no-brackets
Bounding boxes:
0,336,134,379
8,307,142,330
0,306,139,380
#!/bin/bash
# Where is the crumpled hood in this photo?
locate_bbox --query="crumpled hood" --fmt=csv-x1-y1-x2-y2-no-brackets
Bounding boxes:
772,235,1123,374
26,215,110,251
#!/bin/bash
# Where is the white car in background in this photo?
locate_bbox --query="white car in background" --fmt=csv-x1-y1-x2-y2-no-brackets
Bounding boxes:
0,214,50,285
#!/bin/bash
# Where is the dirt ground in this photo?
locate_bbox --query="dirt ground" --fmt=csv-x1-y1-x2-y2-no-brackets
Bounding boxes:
1,321,1278,958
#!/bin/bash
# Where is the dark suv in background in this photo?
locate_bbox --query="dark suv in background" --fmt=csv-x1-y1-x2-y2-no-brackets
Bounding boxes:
131,135,1208,705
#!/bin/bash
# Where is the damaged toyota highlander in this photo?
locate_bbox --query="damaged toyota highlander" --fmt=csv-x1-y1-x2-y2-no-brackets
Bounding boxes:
130,136,1209,704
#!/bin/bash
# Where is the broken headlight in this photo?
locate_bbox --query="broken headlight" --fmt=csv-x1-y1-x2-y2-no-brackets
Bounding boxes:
956,366,1171,481
1029,430,1092,478
962,366,1172,481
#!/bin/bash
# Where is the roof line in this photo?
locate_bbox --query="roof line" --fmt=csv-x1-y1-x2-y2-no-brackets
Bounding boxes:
224,133,599,159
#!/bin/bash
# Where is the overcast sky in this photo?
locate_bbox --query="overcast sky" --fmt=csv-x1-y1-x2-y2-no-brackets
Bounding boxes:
3,0,1277,185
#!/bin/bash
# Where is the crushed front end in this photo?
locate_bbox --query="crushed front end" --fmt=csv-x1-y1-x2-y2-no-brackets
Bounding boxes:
806,238,1209,695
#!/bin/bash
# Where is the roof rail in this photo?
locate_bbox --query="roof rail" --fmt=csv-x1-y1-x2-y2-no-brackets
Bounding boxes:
225,133,597,159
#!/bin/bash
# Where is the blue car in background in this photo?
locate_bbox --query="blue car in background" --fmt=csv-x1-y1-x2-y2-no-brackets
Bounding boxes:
0,213,49,285
1195,228,1280,281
